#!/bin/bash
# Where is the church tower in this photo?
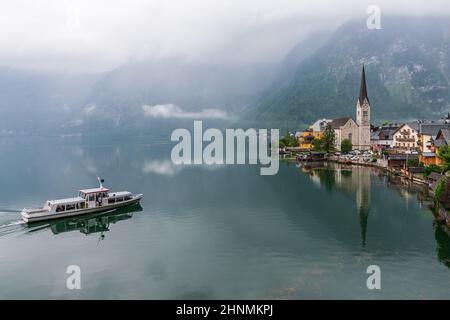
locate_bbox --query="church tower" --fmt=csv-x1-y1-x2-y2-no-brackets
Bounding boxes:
356,64,371,150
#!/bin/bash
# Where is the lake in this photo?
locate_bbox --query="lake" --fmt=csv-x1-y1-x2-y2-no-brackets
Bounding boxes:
0,136,449,299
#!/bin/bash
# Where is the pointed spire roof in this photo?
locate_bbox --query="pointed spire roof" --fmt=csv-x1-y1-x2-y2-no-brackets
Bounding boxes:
359,64,369,105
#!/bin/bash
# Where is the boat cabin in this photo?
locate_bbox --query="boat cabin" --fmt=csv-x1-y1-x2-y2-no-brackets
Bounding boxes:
45,188,133,213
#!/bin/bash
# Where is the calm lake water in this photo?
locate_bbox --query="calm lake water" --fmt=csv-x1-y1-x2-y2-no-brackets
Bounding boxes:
0,136,449,299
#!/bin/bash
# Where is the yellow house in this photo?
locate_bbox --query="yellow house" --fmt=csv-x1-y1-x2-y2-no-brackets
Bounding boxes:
298,129,323,150
417,124,449,166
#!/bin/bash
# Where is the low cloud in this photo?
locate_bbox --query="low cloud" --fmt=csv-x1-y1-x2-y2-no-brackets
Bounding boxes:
142,160,182,177
142,104,227,120
82,104,97,116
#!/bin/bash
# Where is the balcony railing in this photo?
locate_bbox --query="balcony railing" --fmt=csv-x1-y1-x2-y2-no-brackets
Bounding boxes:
395,137,416,142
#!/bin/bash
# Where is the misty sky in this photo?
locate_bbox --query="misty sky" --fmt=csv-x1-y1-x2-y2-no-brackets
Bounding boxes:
1,0,449,73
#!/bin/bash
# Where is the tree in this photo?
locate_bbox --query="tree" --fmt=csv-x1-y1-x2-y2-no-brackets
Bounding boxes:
312,138,324,151
438,145,450,172
279,132,298,148
322,124,336,153
341,138,352,154
407,157,419,168
424,164,442,176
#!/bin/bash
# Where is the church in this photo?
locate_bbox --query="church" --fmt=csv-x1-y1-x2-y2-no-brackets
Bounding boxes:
329,65,372,151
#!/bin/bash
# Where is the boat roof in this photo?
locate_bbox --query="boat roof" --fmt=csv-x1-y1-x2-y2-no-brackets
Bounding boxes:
109,191,132,197
49,197,85,205
79,187,109,194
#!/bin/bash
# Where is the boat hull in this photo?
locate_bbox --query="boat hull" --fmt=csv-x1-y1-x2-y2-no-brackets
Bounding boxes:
21,194,143,223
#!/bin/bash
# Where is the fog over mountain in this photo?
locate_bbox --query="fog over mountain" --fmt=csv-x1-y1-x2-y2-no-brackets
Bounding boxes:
240,16,450,130
0,1,450,136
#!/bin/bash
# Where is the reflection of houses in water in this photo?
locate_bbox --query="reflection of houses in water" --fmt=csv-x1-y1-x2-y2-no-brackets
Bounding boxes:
28,204,142,241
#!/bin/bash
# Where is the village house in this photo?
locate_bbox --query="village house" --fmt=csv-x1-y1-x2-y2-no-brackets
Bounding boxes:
418,123,450,165
298,129,321,150
297,119,332,150
421,128,450,166
310,119,332,132
371,124,400,152
392,123,419,153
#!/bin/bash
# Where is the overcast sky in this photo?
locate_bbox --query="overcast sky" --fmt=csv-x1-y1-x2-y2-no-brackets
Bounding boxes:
1,0,449,73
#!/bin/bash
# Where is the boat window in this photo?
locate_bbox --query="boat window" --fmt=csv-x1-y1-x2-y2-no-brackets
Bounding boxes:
80,202,86,209
66,204,76,211
88,194,95,201
108,198,116,204
124,195,132,201
56,205,65,212
116,197,123,202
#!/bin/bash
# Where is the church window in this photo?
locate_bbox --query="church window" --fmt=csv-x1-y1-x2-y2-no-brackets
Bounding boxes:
363,111,368,117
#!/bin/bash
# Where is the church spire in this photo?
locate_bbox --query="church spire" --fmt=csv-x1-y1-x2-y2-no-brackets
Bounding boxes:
359,64,369,105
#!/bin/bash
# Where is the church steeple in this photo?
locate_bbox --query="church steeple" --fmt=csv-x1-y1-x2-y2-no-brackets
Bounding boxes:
359,64,369,105
356,64,371,151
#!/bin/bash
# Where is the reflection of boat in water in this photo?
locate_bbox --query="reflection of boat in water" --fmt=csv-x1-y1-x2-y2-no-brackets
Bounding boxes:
21,177,143,223
27,203,143,238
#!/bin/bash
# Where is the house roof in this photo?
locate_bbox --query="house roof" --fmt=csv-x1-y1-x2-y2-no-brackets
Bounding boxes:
422,152,436,157
371,130,381,140
437,128,450,143
428,172,443,181
405,122,420,131
389,154,407,160
419,124,450,137
329,117,352,129
378,125,400,140
393,122,420,134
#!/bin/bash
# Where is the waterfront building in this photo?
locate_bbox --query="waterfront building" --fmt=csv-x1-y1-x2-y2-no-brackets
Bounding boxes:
392,123,419,153
418,123,450,165
298,128,324,150
310,119,332,132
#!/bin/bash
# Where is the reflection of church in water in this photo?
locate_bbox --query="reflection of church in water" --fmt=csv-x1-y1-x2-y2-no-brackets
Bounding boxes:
303,164,371,247
335,166,371,247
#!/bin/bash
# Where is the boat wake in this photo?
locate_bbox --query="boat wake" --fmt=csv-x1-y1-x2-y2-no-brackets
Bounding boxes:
0,209,25,236
0,220,25,237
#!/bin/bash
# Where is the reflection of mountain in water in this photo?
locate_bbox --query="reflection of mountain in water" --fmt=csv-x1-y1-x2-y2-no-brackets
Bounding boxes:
27,204,142,239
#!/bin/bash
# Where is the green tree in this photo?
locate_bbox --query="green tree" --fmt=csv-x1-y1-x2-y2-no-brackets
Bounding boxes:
322,124,335,153
312,138,324,151
424,164,442,176
438,145,450,172
407,157,419,168
279,132,297,148
341,138,352,154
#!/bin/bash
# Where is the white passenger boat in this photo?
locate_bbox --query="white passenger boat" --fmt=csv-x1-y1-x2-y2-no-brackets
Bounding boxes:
21,178,143,223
